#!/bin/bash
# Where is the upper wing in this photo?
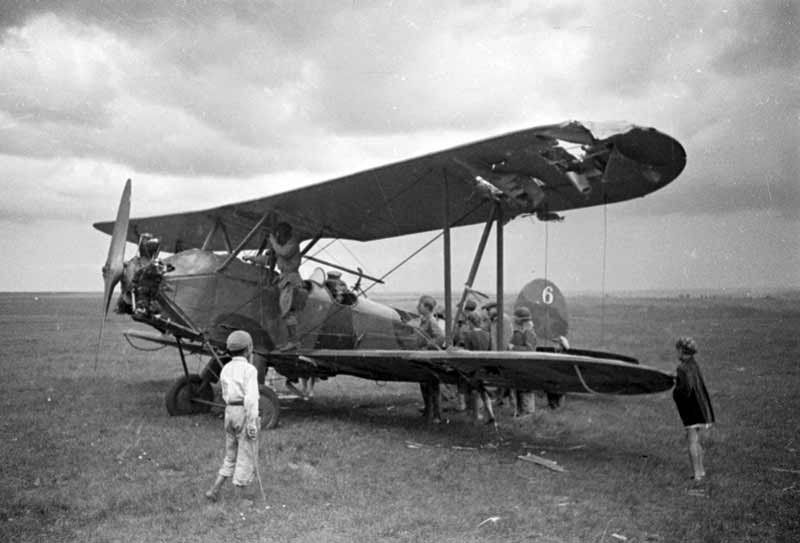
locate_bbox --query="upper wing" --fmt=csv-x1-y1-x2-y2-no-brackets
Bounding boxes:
270,348,675,395
94,121,686,250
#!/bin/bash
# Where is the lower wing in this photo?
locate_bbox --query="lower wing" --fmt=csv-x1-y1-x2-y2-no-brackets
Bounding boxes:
270,348,675,395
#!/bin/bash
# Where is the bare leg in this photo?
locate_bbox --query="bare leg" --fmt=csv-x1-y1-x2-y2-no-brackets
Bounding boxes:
479,386,496,426
420,381,442,423
420,382,432,421
456,379,468,412
687,427,705,480
306,376,316,397
285,379,305,398
431,382,441,423
205,474,228,501
470,388,483,422
516,391,536,415
299,377,315,397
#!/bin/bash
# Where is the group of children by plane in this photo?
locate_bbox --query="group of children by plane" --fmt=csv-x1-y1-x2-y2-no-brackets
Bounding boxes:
247,220,568,425
201,221,716,502
413,291,569,426
115,224,714,502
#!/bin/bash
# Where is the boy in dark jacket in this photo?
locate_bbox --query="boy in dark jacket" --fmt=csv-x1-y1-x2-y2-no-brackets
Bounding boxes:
672,337,715,481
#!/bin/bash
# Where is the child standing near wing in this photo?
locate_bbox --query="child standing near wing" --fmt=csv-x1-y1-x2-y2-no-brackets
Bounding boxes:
508,306,537,416
672,337,715,481
415,295,445,423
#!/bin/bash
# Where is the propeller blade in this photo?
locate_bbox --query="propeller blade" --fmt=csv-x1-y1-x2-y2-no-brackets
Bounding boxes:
101,179,131,316
96,179,132,369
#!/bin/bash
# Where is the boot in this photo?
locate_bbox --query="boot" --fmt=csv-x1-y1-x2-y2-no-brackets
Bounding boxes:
205,475,228,502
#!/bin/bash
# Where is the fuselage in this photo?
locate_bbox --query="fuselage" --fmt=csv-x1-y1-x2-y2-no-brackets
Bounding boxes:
132,248,422,358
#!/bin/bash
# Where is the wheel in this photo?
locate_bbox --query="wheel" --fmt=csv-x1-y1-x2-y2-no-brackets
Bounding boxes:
165,374,213,416
258,385,280,429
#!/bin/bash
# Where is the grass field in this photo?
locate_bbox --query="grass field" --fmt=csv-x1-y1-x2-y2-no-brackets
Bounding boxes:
1,292,798,542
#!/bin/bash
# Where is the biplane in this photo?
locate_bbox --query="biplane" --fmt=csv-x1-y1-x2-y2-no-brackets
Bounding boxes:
94,120,686,429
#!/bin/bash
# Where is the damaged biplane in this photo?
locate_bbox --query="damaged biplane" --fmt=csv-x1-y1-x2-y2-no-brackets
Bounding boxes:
94,120,685,429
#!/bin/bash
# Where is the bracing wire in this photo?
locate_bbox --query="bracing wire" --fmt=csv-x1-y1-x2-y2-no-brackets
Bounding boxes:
601,198,608,345
363,232,443,295
544,218,549,284
292,201,489,344
362,200,487,295
310,238,338,259
337,239,367,271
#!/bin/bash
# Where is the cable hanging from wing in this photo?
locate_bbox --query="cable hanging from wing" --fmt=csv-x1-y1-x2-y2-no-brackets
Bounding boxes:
601,195,608,345
545,217,550,285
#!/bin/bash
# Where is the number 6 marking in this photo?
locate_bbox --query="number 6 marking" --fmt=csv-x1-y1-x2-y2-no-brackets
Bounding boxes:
542,286,554,305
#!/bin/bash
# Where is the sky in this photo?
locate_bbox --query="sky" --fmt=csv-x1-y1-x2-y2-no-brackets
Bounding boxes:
0,0,797,295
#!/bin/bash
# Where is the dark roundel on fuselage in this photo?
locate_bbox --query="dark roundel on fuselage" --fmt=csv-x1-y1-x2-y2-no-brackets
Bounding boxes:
514,278,568,341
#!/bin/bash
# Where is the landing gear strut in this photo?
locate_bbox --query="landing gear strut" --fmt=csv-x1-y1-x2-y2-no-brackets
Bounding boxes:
165,373,214,415
258,385,280,429
165,374,281,429
165,340,281,428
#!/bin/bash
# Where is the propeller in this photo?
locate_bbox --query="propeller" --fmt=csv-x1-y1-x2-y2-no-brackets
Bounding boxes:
96,179,132,368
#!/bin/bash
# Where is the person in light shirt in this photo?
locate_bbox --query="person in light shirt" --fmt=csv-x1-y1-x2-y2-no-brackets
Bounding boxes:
205,330,260,501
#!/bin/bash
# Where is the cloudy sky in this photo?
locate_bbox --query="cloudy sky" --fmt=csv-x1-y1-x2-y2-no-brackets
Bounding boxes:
0,0,797,295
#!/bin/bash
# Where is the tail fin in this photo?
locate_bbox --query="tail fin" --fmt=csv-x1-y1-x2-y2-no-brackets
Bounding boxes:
514,278,568,341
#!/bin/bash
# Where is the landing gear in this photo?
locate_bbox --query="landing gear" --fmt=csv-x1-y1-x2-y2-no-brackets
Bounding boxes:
165,373,281,429
166,347,281,428
259,385,280,429
165,373,214,415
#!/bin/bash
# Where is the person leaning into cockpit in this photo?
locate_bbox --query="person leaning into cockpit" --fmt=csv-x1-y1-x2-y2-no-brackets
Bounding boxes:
325,270,348,304
269,222,302,350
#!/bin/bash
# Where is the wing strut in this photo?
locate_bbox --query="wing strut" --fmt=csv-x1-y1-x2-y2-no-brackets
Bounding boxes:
220,221,233,252
201,220,220,251
495,202,505,351
442,171,453,345
452,206,496,338
216,212,270,272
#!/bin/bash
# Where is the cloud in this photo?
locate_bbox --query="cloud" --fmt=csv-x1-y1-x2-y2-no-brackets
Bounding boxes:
0,0,795,293
0,15,123,127
710,1,800,76
0,1,796,219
